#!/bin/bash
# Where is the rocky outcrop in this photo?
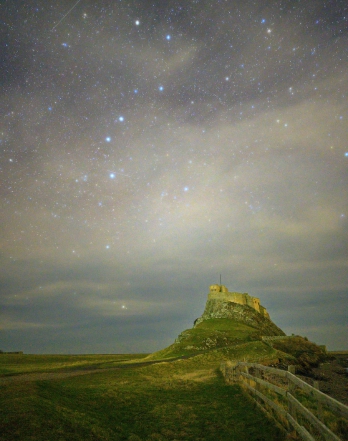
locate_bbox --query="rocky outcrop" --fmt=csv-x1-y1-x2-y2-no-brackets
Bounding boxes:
194,299,285,337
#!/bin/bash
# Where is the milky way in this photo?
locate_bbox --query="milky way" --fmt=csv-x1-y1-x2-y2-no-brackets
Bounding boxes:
1,1,347,353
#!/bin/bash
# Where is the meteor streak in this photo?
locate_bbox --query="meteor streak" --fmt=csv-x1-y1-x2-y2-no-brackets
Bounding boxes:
51,0,83,31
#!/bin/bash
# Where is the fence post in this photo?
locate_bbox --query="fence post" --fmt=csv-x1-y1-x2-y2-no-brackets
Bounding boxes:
288,366,297,422
232,364,237,383
313,381,323,421
237,364,242,382
288,365,296,375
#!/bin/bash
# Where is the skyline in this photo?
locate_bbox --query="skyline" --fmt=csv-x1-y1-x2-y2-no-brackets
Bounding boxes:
1,0,347,353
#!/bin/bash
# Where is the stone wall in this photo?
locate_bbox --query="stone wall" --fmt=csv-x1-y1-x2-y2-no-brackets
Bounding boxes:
208,285,269,318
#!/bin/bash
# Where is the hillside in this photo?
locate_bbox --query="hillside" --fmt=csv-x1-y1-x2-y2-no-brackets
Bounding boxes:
147,286,327,374
195,299,285,336
146,318,284,361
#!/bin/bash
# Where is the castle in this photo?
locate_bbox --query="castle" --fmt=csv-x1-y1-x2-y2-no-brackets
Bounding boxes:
209,284,270,319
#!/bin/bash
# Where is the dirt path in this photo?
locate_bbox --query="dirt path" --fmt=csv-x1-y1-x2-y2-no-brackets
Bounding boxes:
0,356,191,385
0,369,104,384
4,352,347,406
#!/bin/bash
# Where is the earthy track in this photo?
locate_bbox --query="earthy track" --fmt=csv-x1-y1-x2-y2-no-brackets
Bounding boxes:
0,356,192,385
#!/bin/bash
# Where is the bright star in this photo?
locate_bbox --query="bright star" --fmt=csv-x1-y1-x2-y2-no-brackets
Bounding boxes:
166,35,171,40
184,187,189,192
345,152,348,157
135,20,140,26
109,173,116,179
159,86,164,91
106,245,110,249
119,116,124,122
105,137,111,142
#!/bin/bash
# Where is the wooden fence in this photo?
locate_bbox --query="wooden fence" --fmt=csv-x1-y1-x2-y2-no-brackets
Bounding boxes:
220,361,348,441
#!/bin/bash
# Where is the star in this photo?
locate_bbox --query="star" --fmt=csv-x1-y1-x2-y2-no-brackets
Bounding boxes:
2,0,347,355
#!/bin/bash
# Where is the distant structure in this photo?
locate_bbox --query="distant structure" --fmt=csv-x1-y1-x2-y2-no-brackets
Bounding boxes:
208,284,270,319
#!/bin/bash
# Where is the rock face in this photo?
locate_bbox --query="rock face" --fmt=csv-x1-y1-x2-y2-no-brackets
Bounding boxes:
194,298,285,337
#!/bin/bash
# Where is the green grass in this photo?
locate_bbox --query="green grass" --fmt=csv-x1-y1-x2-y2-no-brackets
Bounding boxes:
1,312,334,440
146,319,261,360
0,354,148,376
2,323,326,440
0,355,285,441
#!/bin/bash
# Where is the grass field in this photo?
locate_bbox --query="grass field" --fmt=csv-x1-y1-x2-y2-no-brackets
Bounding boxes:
0,354,148,376
0,353,285,441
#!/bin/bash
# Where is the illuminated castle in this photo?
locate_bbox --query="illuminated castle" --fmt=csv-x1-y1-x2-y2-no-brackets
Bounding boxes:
208,284,270,319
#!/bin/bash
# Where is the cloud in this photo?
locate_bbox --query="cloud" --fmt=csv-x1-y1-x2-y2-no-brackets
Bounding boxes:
1,1,347,353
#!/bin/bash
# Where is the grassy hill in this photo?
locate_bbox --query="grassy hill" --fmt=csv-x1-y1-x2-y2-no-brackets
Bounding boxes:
0,300,330,440
146,312,327,378
0,353,285,441
146,318,267,360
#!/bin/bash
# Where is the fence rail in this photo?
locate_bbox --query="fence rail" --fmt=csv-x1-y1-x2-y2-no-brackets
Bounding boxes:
220,361,348,441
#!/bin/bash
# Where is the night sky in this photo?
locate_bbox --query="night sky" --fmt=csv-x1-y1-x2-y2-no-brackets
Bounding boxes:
1,1,347,354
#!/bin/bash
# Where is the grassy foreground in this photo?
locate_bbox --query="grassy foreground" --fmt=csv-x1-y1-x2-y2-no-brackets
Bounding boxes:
0,354,285,441
0,354,148,376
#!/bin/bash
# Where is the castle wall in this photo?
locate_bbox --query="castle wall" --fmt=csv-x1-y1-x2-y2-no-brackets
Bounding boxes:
208,290,248,304
259,305,270,319
208,285,269,318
